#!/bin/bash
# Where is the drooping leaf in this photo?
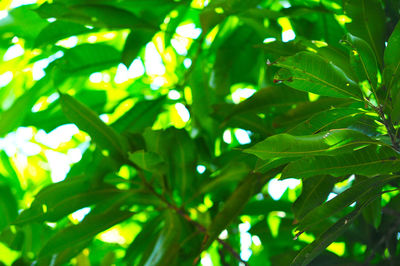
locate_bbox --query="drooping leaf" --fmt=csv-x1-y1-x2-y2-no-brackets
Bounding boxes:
142,210,181,266
384,21,400,94
344,0,385,68
124,215,163,264
128,150,165,174
291,203,366,266
111,96,166,133
122,28,156,67
0,182,18,231
282,146,400,179
53,43,121,81
295,175,400,233
0,77,51,137
34,20,92,48
60,93,127,162
286,107,374,135
292,175,336,221
275,51,362,99
38,208,134,258
341,33,378,91
205,173,260,247
245,129,377,160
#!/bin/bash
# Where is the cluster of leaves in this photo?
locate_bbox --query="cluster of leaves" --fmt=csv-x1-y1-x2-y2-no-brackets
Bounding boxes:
1,0,400,265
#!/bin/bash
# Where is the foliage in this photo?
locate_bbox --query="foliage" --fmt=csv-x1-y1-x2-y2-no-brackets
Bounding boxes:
1,0,400,265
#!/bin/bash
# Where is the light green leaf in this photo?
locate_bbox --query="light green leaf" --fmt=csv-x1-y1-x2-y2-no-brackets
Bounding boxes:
245,129,376,160
60,93,127,161
282,146,400,179
275,51,362,99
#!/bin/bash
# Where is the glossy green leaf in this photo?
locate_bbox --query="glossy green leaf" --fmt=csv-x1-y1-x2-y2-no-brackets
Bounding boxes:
38,208,133,258
293,175,336,221
245,129,376,160
60,93,127,161
344,0,385,67
296,175,400,233
282,146,400,179
275,51,362,99
341,33,378,90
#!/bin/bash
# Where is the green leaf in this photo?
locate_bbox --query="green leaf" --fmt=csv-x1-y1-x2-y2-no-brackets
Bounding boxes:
143,210,181,266
0,77,51,137
291,203,365,266
292,175,336,221
206,173,260,247
0,182,18,232
111,96,165,133
38,208,133,258
344,0,385,68
295,175,400,233
245,129,376,160
361,193,382,229
384,21,400,93
16,181,128,224
128,150,165,174
227,85,308,118
341,33,378,91
143,128,197,199
282,146,400,179
34,20,92,48
275,51,362,99
122,28,156,67
197,161,251,196
60,93,127,161
286,107,374,135
124,215,163,264
0,5,48,47
53,43,120,80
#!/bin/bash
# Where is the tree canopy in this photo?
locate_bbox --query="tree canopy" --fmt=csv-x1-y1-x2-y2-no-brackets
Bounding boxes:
1,0,400,265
